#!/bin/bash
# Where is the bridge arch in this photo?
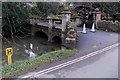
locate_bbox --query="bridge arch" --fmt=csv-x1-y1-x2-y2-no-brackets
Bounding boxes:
52,36,61,44
35,31,48,40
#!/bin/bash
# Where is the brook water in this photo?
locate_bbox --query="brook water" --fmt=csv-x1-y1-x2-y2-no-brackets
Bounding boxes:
2,35,61,65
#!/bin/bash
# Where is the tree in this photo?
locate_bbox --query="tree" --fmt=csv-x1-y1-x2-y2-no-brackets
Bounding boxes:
36,2,60,18
2,2,60,36
2,2,30,36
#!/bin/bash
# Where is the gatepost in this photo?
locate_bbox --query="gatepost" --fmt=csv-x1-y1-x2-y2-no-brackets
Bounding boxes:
48,17,54,42
61,8,71,46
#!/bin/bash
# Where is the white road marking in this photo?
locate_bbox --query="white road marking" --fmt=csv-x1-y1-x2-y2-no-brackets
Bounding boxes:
21,43,119,78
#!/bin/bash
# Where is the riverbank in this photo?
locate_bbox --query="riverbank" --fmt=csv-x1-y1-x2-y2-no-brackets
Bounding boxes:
2,49,79,78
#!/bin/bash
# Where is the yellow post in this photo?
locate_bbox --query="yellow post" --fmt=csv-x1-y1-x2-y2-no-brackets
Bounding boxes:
6,48,13,65
8,55,12,64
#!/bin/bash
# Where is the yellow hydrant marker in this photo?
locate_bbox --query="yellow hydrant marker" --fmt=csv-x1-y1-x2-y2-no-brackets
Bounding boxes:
6,48,13,64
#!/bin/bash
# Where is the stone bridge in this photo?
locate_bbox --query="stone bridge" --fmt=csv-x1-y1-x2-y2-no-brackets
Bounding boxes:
30,17,68,46
31,20,62,43
29,9,85,47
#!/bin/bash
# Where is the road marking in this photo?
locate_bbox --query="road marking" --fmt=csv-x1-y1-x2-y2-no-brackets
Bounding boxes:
21,43,119,78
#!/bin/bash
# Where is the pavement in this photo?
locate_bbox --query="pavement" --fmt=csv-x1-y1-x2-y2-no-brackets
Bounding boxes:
18,28,119,78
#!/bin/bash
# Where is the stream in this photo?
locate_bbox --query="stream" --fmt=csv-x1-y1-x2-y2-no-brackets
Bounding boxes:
2,35,61,65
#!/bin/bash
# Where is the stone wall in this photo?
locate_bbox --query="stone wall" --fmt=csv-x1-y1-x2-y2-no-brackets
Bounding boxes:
96,20,120,33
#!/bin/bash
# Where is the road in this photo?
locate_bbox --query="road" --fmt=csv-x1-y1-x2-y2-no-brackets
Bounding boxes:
76,28,118,57
19,28,119,78
35,46,118,78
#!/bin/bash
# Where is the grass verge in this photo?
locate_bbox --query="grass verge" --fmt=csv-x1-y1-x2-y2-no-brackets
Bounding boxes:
2,49,79,78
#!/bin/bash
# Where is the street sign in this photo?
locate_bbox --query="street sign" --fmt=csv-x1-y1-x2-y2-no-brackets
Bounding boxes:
6,48,13,64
